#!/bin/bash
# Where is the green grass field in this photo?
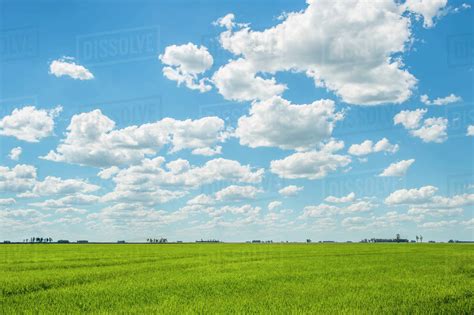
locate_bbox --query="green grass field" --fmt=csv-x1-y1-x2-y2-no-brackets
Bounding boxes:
0,243,472,314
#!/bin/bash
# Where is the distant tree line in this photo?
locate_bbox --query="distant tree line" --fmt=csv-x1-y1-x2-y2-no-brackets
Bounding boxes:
147,238,167,243
24,237,53,243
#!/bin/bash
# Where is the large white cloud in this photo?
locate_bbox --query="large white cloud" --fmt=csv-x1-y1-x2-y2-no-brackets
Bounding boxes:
379,159,415,177
236,96,342,150
0,106,62,142
49,57,94,80
42,109,228,167
159,43,213,92
215,185,262,201
211,0,449,105
271,140,350,179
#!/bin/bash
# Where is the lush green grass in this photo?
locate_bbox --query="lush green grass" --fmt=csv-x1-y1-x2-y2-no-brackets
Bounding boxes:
0,243,472,314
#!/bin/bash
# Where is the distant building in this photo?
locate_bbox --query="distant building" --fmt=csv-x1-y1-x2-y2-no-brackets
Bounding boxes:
57,240,69,243
77,240,88,244
3,240,11,244
252,240,261,243
117,240,126,244
306,239,311,243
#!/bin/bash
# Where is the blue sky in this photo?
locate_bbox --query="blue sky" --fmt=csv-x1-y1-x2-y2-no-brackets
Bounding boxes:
0,0,472,242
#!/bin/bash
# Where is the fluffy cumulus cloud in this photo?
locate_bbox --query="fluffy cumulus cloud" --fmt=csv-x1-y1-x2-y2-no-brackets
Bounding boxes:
209,0,450,105
394,109,427,129
42,109,228,167
271,140,351,180
0,106,62,142
385,185,438,205
268,201,282,211
159,43,213,92
325,192,355,203
420,93,462,105
467,125,474,136
402,0,448,28
348,138,398,156
379,159,415,177
394,109,447,143
236,96,343,151
301,197,375,219
101,157,264,206
386,185,474,210
212,58,287,102
8,147,22,161
0,164,37,193
410,117,448,143
215,185,262,201
24,176,100,197
49,57,94,80
278,185,303,197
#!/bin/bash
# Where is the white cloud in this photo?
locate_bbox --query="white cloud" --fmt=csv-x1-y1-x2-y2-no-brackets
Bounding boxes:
466,125,474,136
214,0,428,105
212,59,286,101
402,0,448,28
348,138,398,156
214,185,262,201
97,166,120,180
101,157,264,206
325,192,355,203
394,109,447,143
410,117,448,143
236,96,342,151
0,164,36,193
159,43,213,92
49,57,94,80
420,93,462,105
386,186,474,211
42,109,227,167
0,198,16,205
385,185,438,205
0,106,62,142
302,204,340,218
394,109,427,129
186,194,215,206
419,220,457,229
268,201,282,211
26,176,100,197
278,185,303,197
379,159,415,177
271,140,350,180
8,147,22,161
31,194,100,209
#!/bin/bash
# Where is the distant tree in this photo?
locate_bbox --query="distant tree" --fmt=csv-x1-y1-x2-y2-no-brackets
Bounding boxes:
419,235,423,243
416,235,419,242
396,234,401,242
